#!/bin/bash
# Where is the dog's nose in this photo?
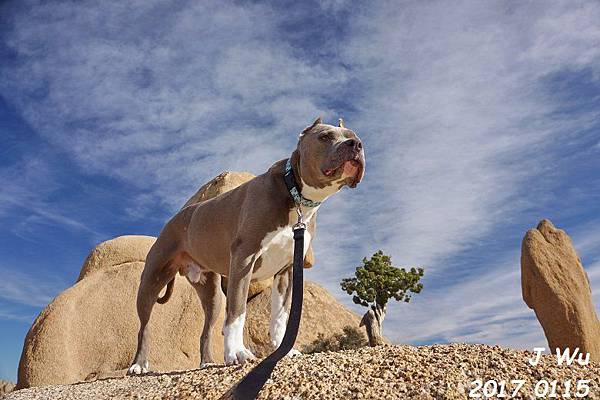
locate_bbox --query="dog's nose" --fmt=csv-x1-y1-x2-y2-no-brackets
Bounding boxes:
345,139,362,151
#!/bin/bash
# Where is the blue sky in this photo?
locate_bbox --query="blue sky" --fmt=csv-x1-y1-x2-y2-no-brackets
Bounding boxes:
1,0,600,383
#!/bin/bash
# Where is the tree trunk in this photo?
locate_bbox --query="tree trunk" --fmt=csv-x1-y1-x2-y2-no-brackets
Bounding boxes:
359,305,386,346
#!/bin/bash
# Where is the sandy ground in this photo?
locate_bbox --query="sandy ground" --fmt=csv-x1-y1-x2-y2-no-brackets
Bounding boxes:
4,343,599,399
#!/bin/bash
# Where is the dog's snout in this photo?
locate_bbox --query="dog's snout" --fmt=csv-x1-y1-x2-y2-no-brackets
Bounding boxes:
345,138,362,151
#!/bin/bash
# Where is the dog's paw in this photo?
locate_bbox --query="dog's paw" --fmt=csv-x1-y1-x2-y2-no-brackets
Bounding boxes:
200,362,219,369
224,347,256,366
127,362,148,375
287,348,302,358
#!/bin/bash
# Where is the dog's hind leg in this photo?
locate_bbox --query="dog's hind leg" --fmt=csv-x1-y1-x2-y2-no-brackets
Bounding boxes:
190,270,223,368
128,249,178,375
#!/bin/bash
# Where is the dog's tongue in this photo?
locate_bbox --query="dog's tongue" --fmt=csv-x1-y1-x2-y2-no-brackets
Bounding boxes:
343,160,359,177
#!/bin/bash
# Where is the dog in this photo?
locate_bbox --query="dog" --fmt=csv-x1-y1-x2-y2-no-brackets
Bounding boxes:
128,117,365,374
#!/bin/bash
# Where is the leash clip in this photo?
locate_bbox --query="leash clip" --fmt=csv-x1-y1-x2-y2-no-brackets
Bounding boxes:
293,206,306,231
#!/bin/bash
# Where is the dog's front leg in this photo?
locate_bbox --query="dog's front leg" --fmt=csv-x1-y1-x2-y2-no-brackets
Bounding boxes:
223,245,257,365
270,266,301,357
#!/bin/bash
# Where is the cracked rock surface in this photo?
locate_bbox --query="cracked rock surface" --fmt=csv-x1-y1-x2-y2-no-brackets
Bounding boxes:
5,344,599,399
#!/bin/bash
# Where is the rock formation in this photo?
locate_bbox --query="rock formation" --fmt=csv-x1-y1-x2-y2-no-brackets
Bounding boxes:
17,172,358,388
0,380,14,395
521,219,600,361
77,235,156,281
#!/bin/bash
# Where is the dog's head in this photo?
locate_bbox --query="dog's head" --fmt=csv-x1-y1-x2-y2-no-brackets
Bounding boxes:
294,117,365,190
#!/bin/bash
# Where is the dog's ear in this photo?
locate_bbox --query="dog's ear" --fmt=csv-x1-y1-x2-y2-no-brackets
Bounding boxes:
299,117,322,137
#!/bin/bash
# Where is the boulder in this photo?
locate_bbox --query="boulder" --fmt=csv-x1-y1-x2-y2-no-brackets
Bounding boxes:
77,235,156,281
521,219,600,360
0,380,14,395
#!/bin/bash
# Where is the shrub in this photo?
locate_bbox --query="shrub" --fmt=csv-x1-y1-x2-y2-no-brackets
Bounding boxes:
302,325,368,354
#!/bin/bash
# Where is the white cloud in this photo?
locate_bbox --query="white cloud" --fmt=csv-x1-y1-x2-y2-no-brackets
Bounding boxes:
308,0,600,350
0,309,34,322
0,0,343,211
0,268,66,308
330,0,600,269
385,263,547,348
0,156,103,242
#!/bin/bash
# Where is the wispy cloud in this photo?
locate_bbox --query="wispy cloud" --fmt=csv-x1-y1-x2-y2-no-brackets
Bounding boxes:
0,0,344,210
308,0,600,350
0,309,34,322
331,0,600,269
0,156,104,242
0,268,66,308
383,260,545,347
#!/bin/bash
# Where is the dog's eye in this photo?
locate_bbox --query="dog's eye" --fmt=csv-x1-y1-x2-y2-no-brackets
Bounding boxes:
319,134,330,141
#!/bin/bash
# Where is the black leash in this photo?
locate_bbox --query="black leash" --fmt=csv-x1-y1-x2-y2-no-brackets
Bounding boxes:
230,214,306,399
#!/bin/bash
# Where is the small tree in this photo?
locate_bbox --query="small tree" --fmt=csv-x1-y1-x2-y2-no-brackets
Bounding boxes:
341,250,424,346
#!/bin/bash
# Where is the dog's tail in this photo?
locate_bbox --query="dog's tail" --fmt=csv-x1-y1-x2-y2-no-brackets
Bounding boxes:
157,278,175,304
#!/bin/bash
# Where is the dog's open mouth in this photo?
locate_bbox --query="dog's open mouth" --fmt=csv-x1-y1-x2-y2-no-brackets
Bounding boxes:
323,158,363,187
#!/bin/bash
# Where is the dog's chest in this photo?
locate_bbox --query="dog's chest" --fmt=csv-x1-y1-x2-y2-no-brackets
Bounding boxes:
252,209,315,280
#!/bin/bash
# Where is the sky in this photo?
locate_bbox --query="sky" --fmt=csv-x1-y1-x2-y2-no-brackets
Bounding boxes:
1,0,600,383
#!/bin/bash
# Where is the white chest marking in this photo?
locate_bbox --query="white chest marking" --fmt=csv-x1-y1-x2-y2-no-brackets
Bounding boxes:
254,228,293,280
253,210,314,280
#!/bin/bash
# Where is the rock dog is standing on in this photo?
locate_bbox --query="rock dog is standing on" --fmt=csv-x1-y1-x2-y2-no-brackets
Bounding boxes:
128,118,365,374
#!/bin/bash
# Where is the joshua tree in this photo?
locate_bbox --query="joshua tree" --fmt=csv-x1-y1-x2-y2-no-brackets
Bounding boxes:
341,250,424,346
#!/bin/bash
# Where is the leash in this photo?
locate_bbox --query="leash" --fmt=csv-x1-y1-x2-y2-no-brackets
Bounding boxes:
230,208,306,400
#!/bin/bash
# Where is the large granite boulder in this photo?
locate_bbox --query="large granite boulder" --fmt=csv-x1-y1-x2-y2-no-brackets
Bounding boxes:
77,235,156,281
0,380,14,395
521,219,600,361
17,172,357,388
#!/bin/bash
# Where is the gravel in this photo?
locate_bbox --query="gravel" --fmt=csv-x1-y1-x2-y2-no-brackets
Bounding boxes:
4,343,599,399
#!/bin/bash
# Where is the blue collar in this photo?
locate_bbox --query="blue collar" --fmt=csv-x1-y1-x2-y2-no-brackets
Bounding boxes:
283,158,322,208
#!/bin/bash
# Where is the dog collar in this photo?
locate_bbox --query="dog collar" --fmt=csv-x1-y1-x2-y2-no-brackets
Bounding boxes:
283,158,322,208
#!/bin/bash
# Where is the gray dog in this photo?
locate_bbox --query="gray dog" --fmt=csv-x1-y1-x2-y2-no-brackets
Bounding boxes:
128,118,365,374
